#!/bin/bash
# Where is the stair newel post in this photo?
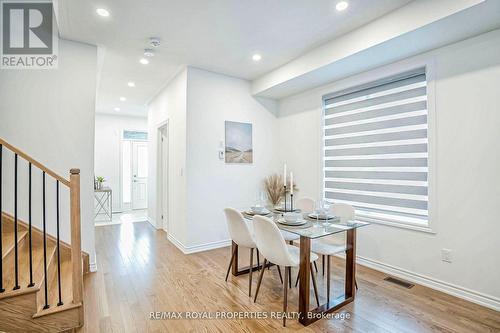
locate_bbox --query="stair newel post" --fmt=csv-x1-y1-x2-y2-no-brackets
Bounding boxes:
70,169,83,316
0,144,4,293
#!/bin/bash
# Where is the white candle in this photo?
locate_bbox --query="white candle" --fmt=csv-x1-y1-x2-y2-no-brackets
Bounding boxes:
283,164,287,186
290,172,294,195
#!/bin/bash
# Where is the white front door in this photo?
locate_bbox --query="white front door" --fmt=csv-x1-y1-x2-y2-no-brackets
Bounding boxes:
132,141,148,210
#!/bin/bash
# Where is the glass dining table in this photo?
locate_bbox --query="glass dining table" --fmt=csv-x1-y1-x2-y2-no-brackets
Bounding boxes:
231,208,369,326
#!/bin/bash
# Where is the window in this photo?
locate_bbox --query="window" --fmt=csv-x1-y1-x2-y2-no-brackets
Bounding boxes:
123,130,148,141
323,68,429,228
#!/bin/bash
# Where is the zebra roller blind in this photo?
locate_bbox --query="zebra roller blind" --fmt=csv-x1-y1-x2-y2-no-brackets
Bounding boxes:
323,68,428,225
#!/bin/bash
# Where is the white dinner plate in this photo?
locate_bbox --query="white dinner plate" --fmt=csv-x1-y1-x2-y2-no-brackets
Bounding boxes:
308,213,336,220
245,208,271,216
277,219,307,226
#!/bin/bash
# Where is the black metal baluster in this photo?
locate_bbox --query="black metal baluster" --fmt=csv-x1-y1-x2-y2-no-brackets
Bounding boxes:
56,180,63,306
42,172,49,309
13,154,19,290
0,144,4,293
28,163,34,287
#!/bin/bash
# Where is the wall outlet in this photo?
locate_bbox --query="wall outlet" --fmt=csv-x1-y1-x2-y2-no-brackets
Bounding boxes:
441,249,452,263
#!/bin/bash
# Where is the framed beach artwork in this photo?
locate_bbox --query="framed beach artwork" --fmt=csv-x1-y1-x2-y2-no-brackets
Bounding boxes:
225,121,253,163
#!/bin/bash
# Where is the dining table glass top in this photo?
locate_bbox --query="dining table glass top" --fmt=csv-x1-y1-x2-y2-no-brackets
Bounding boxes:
239,206,369,239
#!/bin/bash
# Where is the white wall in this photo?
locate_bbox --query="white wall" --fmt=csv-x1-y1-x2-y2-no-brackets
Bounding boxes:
185,67,279,249
94,114,147,212
147,67,279,251
147,69,188,245
0,39,98,268
277,29,500,309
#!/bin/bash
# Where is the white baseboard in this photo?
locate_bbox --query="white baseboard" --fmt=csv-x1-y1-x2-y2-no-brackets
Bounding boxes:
355,255,500,312
147,216,159,229
167,234,231,254
89,261,98,273
89,254,98,272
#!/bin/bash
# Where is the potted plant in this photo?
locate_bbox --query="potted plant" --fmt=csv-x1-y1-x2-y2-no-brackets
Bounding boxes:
95,176,105,190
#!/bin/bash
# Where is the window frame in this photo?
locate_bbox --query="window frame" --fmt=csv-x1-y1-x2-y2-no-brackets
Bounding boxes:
320,59,437,234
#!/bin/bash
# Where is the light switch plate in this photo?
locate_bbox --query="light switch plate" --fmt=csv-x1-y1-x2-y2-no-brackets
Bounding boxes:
441,249,452,263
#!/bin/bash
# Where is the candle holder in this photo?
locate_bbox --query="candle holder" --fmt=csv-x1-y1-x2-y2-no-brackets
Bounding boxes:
283,185,287,212
282,185,295,212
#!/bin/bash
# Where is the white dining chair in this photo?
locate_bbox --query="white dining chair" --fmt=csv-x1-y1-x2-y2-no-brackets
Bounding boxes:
295,197,315,213
252,215,320,327
306,203,357,303
223,208,260,297
279,200,302,285
293,197,320,272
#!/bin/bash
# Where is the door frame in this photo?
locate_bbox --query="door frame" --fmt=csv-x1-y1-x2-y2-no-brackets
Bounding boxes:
157,120,170,232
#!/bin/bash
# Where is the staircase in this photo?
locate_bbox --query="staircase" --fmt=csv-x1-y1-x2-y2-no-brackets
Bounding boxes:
0,138,87,332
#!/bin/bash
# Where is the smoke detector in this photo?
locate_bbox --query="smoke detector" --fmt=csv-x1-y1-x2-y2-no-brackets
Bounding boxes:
144,48,155,57
149,37,161,48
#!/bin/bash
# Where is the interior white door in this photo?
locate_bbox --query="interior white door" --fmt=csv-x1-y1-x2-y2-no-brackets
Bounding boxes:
161,130,168,231
132,141,148,210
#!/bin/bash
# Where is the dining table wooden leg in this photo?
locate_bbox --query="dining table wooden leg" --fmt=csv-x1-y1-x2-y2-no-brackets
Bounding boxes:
298,236,311,324
249,248,254,297
345,229,357,299
310,263,320,307
231,241,239,276
294,229,360,326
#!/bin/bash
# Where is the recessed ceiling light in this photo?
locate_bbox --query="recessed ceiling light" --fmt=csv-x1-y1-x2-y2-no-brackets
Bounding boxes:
114,107,120,111
252,54,262,62
96,8,110,17
139,58,149,65
119,97,126,101
336,1,349,11
127,81,135,87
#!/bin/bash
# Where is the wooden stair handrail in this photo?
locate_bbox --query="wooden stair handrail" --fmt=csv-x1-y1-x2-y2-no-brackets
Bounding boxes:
0,137,70,187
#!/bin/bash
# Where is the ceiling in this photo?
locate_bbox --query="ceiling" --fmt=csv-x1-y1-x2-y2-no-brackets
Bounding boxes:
56,0,413,117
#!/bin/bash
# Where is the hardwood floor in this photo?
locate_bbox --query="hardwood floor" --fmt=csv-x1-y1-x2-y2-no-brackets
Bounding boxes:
82,222,500,333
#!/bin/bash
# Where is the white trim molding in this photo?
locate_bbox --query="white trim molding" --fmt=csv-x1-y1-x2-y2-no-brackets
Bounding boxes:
89,255,98,273
167,234,231,255
356,255,500,311
147,216,159,229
